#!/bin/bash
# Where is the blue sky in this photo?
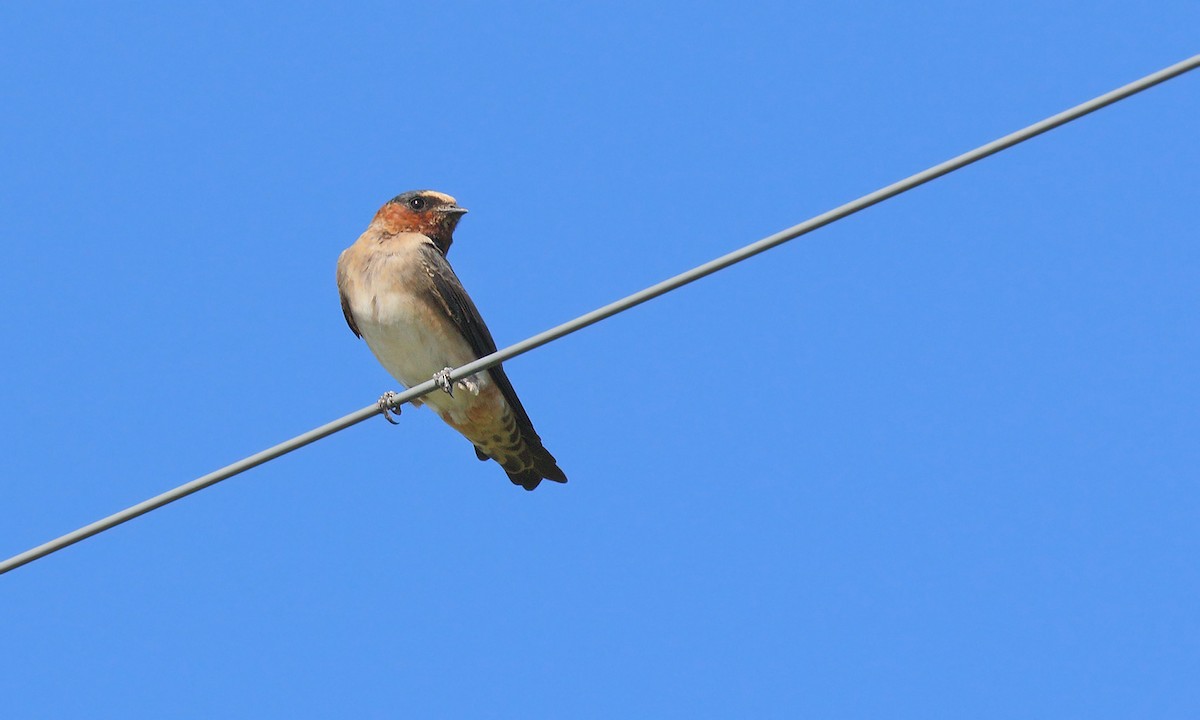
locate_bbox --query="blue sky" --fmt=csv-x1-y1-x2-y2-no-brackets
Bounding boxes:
2,2,1197,717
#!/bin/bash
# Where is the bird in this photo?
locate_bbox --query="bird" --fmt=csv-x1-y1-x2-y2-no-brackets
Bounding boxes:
336,190,567,490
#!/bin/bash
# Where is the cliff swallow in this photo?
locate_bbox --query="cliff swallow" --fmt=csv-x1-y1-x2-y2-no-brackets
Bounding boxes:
336,190,567,490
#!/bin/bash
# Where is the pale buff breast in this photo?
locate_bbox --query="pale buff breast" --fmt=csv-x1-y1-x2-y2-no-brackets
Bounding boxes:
340,232,497,425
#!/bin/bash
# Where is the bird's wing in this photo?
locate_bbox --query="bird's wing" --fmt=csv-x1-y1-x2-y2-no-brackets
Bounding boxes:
335,249,362,338
415,243,543,441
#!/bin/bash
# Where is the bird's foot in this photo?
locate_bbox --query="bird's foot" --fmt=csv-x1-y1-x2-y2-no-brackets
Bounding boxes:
377,391,403,424
457,375,480,396
433,367,455,397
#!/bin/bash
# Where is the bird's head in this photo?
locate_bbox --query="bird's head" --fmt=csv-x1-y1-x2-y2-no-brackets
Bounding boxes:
373,190,468,254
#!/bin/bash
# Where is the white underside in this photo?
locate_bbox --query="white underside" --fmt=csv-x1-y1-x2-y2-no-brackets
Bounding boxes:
352,261,490,423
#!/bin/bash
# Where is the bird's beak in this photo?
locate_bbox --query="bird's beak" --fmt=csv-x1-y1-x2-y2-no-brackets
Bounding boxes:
439,205,468,215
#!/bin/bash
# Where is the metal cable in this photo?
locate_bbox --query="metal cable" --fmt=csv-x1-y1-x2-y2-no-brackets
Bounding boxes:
3,53,1197,576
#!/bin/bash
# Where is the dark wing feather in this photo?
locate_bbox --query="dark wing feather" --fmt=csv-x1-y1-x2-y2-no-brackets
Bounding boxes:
417,243,535,431
418,243,566,487
336,258,361,338
339,292,361,338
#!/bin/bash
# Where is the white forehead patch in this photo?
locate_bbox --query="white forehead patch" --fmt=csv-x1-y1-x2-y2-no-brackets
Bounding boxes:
423,191,458,205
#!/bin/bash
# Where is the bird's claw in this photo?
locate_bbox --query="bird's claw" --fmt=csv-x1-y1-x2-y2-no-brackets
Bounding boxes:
378,391,403,424
434,367,455,397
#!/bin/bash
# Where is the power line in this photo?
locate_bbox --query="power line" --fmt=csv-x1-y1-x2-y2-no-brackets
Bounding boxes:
3,53,1197,576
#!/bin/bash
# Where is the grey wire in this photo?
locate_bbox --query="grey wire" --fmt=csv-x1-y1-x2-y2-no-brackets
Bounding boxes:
3,54,1197,576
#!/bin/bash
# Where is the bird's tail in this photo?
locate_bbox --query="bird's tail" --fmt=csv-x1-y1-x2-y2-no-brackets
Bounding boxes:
470,407,567,491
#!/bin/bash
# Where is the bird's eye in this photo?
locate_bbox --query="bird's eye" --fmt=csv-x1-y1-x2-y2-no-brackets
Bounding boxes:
408,197,427,211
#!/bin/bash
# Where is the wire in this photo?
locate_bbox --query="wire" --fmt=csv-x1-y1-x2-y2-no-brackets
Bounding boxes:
3,53,1197,576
